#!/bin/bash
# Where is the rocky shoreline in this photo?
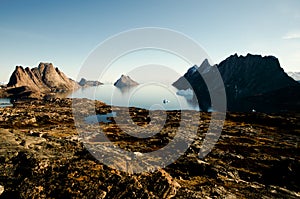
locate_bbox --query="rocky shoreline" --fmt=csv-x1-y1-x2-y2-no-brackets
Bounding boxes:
0,98,299,198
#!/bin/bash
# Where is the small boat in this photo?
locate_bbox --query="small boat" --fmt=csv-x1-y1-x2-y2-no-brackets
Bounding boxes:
163,99,170,104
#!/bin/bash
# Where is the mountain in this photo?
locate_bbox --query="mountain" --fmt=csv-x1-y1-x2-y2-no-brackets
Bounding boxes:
173,54,300,112
287,72,300,82
114,75,139,88
78,78,103,87
2,63,79,99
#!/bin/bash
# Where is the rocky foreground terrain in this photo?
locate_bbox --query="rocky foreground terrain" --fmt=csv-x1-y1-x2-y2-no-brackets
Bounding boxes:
0,98,299,198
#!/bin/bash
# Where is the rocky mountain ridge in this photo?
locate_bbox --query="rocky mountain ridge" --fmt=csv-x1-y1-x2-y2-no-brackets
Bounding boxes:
0,63,79,99
173,54,300,112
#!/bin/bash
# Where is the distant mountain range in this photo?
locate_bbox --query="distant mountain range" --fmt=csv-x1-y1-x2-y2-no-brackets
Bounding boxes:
173,54,300,112
1,54,299,113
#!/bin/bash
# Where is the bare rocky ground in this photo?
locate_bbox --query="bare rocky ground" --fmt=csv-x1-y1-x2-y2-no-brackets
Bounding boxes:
0,98,299,198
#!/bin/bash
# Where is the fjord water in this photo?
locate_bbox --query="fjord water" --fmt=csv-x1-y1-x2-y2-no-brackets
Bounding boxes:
70,84,199,111
0,98,12,108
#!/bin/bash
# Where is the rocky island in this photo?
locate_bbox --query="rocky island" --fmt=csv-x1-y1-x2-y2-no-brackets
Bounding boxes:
78,78,103,87
114,75,139,88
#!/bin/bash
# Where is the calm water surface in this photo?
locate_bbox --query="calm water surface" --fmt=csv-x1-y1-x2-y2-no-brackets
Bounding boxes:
70,84,199,111
0,98,12,108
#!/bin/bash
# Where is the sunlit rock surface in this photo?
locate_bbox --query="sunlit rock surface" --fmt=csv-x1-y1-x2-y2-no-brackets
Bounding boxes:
0,63,79,99
0,98,299,198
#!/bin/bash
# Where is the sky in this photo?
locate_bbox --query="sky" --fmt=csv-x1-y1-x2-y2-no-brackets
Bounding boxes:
0,0,299,83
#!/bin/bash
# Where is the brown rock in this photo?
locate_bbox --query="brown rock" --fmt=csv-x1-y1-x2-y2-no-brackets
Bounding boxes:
4,63,79,99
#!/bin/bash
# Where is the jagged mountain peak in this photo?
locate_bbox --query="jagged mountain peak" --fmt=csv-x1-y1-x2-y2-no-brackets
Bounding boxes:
173,53,300,112
201,58,210,65
5,63,79,99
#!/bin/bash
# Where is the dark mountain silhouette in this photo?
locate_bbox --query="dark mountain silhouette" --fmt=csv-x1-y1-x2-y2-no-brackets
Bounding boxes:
173,54,300,112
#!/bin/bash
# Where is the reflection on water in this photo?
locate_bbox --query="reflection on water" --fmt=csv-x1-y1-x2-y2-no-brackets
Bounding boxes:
85,112,117,124
70,84,199,111
0,98,12,108
45,91,74,99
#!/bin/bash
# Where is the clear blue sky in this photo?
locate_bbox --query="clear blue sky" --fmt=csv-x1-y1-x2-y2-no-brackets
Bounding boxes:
0,0,299,82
